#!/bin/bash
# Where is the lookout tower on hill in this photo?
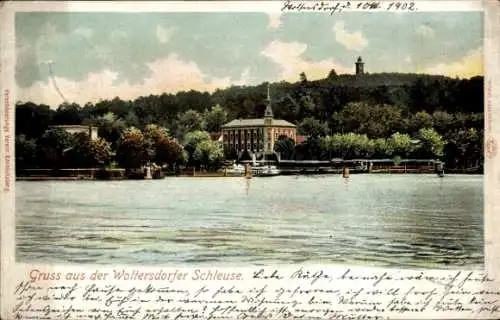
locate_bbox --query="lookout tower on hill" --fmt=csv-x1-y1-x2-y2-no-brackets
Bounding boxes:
355,56,365,75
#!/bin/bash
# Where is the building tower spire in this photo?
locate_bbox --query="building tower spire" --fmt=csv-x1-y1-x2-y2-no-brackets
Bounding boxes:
264,83,273,119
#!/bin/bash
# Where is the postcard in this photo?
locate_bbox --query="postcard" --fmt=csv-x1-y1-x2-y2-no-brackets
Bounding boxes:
1,1,499,319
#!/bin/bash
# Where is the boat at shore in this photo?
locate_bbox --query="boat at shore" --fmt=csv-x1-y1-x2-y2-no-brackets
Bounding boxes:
251,164,280,177
225,164,246,176
225,163,281,177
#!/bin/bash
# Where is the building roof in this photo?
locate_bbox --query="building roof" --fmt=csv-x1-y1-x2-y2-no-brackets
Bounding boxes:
222,118,296,128
50,125,96,129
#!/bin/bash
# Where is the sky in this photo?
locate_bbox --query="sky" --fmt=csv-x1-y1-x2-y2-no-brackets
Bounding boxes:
15,11,483,107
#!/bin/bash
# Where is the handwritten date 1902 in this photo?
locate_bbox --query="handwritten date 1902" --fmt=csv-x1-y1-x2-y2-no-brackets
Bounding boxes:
386,2,417,12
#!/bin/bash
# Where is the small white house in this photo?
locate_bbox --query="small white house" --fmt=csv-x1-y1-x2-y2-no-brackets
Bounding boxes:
50,125,99,140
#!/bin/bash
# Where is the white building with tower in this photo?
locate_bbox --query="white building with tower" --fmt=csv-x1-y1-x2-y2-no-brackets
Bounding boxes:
221,84,296,160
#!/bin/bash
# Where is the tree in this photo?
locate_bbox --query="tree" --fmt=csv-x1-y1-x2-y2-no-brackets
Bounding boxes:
94,112,127,148
387,132,413,158
143,124,170,144
53,102,83,125
294,135,329,160
66,132,113,168
179,110,205,132
193,140,224,170
124,110,140,128
65,132,91,168
334,102,403,138
373,138,392,158
416,128,445,158
445,128,482,169
143,124,185,168
157,138,186,169
131,95,161,128
324,134,345,159
115,127,149,169
15,135,37,169
410,111,434,133
409,78,428,112
88,138,113,167
299,117,328,137
36,128,73,169
327,69,338,79
274,136,295,160
324,133,375,159
298,95,316,118
176,90,213,114
183,130,211,166
241,99,257,118
432,111,454,135
342,133,374,159
204,104,227,133
16,102,54,139
370,85,391,105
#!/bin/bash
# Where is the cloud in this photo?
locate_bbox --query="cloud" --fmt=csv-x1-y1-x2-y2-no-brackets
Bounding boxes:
16,36,33,69
35,22,58,54
415,24,435,39
233,67,251,85
38,22,58,45
156,25,175,43
419,47,483,78
17,53,251,106
31,22,65,67
267,13,281,29
261,40,351,82
84,44,112,61
332,21,368,52
404,55,412,63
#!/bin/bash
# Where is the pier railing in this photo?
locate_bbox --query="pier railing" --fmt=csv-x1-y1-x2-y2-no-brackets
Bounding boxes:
240,159,442,174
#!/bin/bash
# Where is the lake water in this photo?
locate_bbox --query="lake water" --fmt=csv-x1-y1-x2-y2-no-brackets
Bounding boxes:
15,174,483,269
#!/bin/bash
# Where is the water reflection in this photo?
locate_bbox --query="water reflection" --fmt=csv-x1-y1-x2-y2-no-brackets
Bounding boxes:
343,177,349,190
245,179,251,196
16,175,483,268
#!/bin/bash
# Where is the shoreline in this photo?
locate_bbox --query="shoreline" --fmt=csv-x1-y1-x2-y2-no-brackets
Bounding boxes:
15,171,483,181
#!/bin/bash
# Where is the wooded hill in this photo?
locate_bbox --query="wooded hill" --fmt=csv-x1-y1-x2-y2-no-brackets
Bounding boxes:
15,72,484,171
